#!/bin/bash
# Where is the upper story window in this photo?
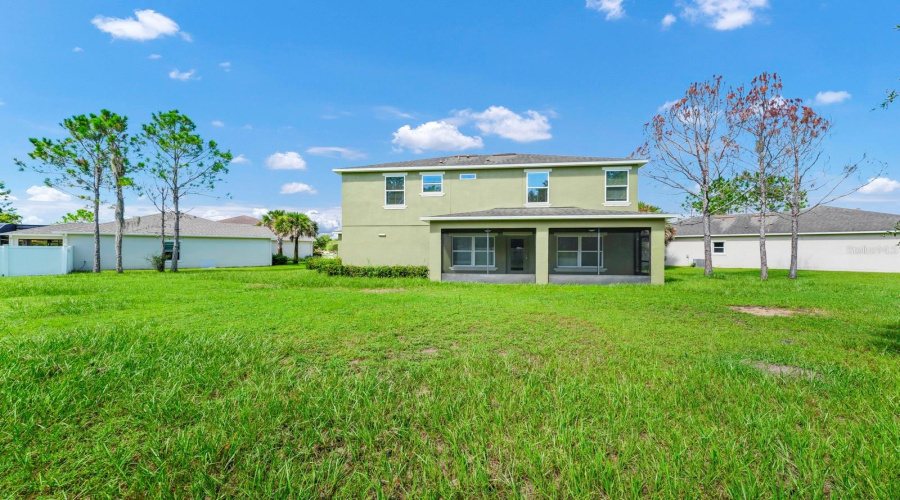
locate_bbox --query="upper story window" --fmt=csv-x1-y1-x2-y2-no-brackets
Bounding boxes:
526,171,550,206
604,168,629,205
460,173,476,180
421,173,443,196
384,174,406,209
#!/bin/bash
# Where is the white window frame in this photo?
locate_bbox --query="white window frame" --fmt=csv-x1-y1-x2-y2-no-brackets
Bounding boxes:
383,173,407,209
459,173,477,180
525,169,551,207
603,167,630,207
420,172,445,197
449,234,497,271
554,232,606,272
713,241,725,254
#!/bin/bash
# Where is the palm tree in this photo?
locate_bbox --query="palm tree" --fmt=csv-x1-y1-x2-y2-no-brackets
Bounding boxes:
638,201,676,245
259,210,288,255
284,212,318,264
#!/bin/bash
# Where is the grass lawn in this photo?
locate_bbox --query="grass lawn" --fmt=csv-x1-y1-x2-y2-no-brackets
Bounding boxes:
1,266,898,498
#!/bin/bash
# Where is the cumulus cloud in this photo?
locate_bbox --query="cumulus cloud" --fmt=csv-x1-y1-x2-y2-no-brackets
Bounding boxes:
304,208,342,233
72,46,84,52
680,0,768,30
392,121,484,153
219,61,231,72
23,215,45,224
662,13,678,29
91,9,188,41
814,90,852,105
858,177,900,195
306,146,366,160
266,152,307,170
230,154,251,164
211,120,224,127
586,0,626,20
169,69,198,81
456,106,552,142
280,182,317,195
26,186,71,202
148,54,162,59
658,100,681,112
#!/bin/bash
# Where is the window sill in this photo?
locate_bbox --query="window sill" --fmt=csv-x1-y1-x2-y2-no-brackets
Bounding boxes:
603,201,630,207
554,267,607,273
450,265,498,271
524,202,551,208
420,192,445,197
383,205,407,210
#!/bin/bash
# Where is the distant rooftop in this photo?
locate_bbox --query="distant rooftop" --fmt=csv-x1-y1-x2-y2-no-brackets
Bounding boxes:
8,213,277,239
218,215,261,225
674,206,900,236
334,153,644,172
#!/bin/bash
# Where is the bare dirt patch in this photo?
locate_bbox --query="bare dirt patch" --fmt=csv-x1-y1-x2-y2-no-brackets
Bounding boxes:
743,360,821,380
730,306,825,317
360,288,406,294
420,347,439,355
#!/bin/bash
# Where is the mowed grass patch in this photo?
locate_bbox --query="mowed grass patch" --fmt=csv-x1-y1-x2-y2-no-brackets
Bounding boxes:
0,266,899,497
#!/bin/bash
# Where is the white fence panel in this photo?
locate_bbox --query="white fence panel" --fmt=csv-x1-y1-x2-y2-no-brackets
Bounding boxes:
0,246,74,277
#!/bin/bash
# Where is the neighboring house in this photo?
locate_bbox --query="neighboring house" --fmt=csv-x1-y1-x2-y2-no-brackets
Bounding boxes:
218,214,314,257
667,206,900,273
1,223,44,246
335,153,673,284
3,213,277,275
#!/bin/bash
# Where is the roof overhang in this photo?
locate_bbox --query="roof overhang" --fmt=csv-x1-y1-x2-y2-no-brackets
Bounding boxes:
673,230,895,238
421,213,677,222
334,159,648,174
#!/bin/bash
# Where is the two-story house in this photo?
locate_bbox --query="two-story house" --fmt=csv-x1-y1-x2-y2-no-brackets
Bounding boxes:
334,153,673,284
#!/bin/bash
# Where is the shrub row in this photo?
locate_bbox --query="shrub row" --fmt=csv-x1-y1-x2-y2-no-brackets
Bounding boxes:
272,254,290,265
306,257,428,279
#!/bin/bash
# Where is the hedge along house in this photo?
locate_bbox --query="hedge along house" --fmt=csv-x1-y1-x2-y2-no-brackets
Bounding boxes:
335,154,674,284
4,213,277,273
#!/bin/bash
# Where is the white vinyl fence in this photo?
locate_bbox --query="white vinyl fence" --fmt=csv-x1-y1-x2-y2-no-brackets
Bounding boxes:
0,246,74,277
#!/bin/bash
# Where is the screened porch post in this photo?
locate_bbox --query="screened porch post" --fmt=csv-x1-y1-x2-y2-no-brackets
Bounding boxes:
535,226,549,284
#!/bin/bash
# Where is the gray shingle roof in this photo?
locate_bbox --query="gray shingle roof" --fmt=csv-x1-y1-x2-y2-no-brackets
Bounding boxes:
8,213,276,239
422,207,673,220
218,215,261,225
673,206,900,236
335,153,642,172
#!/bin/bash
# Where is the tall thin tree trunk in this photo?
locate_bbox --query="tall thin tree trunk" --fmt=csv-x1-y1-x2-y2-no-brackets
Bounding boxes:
757,143,769,281
788,165,801,280
702,191,713,277
160,209,166,271
293,236,299,264
277,236,283,255
92,168,102,273
114,183,124,274
172,192,180,273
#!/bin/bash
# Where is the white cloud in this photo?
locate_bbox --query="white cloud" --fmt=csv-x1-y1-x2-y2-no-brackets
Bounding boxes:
306,146,366,160
26,186,71,202
230,154,251,164
456,106,552,142
91,9,187,41
858,177,900,195
305,208,342,233
814,90,852,105
219,61,231,72
662,13,678,28
72,46,84,52
280,182,318,195
169,69,198,81
251,208,269,218
375,106,414,120
680,0,768,30
23,216,45,224
266,152,307,170
148,54,162,59
211,120,225,127
658,100,681,112
586,0,626,20
392,121,484,153
243,124,253,130
2,194,18,201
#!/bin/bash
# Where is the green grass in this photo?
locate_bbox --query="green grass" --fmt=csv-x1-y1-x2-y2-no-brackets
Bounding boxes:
1,266,898,498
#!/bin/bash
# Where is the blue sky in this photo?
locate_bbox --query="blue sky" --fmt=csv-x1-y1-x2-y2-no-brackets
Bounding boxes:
1,1,898,231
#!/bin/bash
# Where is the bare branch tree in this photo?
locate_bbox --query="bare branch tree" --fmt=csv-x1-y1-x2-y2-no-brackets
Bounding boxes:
635,76,738,277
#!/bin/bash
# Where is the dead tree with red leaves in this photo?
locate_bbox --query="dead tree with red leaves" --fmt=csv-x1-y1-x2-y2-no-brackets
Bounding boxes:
727,72,791,281
781,103,883,279
635,76,738,277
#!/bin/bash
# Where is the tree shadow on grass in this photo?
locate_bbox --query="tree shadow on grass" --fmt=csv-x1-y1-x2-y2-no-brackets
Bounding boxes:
870,323,900,354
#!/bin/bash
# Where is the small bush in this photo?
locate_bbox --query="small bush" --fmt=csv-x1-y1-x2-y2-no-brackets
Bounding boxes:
307,258,427,279
272,254,289,266
147,254,166,272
